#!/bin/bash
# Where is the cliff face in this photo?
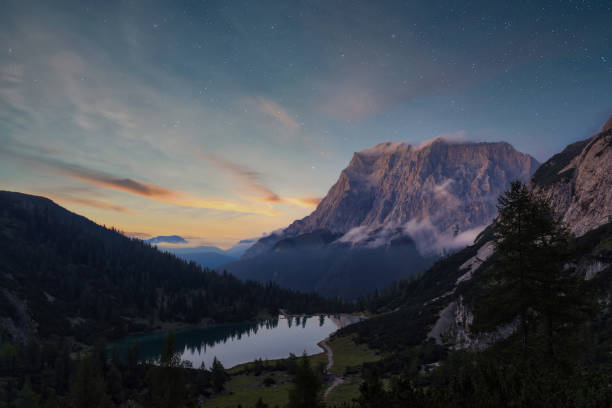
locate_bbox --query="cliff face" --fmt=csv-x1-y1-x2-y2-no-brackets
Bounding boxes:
245,138,538,258
532,120,612,236
413,115,612,350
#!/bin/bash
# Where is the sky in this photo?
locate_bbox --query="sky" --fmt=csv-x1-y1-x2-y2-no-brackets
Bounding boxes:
1,0,611,248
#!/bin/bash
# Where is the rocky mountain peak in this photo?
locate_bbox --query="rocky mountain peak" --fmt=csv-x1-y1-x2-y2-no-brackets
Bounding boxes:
245,138,539,258
602,114,612,132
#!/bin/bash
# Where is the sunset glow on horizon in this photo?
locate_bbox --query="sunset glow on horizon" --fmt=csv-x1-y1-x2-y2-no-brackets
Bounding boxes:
1,0,611,248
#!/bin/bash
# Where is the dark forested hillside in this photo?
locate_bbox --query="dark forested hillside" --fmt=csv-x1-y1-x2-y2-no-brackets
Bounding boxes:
0,191,347,345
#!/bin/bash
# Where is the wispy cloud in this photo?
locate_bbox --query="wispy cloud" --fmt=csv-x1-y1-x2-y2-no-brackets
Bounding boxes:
2,148,280,216
201,153,321,209
201,153,281,203
256,97,300,131
283,196,322,208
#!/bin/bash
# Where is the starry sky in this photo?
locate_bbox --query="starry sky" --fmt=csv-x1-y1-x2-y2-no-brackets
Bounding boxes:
1,0,611,248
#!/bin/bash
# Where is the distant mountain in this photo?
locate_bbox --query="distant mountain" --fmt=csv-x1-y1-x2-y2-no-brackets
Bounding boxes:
225,238,258,258
145,235,188,244
158,240,256,269
0,192,346,344
343,115,612,351
225,138,539,297
162,246,237,269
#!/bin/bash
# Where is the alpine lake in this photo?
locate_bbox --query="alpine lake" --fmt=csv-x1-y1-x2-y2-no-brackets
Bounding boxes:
111,314,361,369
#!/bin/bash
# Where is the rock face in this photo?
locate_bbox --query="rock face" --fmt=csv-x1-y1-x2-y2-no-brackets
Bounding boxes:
532,117,612,236
245,138,538,258
229,138,538,298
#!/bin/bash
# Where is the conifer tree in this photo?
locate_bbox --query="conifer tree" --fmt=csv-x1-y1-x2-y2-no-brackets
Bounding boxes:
15,380,39,408
476,181,589,362
148,332,185,408
69,358,108,408
358,367,388,408
211,357,228,393
287,354,324,408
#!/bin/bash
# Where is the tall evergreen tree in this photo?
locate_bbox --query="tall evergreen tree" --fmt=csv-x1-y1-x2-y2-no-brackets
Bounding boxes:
148,332,185,408
476,181,590,362
14,380,39,408
211,357,228,393
358,367,388,408
69,358,109,408
287,354,324,408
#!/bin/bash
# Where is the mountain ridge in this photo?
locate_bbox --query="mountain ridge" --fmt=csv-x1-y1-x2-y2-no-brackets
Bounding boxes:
227,138,538,297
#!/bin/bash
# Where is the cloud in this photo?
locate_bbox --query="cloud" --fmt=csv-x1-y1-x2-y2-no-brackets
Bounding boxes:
282,196,322,208
338,218,487,256
201,153,280,202
201,154,321,209
256,97,300,131
2,147,280,216
402,218,487,255
416,132,469,150
42,192,131,214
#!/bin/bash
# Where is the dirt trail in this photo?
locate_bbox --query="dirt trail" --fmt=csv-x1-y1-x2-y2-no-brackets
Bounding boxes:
320,338,344,400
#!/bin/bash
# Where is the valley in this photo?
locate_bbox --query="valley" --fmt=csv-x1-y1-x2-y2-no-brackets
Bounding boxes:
1,1,611,405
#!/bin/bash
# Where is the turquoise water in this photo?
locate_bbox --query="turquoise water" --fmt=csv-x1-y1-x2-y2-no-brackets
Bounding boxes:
111,315,354,369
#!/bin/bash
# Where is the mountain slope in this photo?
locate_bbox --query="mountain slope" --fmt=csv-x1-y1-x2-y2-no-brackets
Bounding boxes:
342,116,612,352
0,191,346,344
532,120,612,236
226,139,538,297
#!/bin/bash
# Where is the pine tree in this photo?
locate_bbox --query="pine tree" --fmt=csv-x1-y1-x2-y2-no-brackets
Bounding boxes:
253,397,269,408
15,380,39,408
476,181,590,363
148,332,186,408
211,357,228,393
358,367,388,407
69,358,109,408
106,365,123,403
287,354,324,408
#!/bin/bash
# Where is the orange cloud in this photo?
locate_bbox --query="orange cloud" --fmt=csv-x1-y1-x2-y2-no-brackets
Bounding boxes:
3,148,280,216
65,171,178,199
201,153,281,203
283,196,322,208
201,154,320,209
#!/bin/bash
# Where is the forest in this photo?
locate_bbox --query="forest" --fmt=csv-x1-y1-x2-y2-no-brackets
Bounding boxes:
0,192,350,345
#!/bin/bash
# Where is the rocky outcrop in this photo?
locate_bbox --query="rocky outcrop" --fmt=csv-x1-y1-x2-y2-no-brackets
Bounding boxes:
0,289,38,341
532,116,612,236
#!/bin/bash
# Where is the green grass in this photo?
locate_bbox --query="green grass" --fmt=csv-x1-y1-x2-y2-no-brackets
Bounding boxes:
201,334,382,407
326,377,361,406
200,372,292,408
327,335,382,376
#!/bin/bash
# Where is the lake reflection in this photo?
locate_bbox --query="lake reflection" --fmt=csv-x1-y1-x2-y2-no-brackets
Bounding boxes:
112,315,351,369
